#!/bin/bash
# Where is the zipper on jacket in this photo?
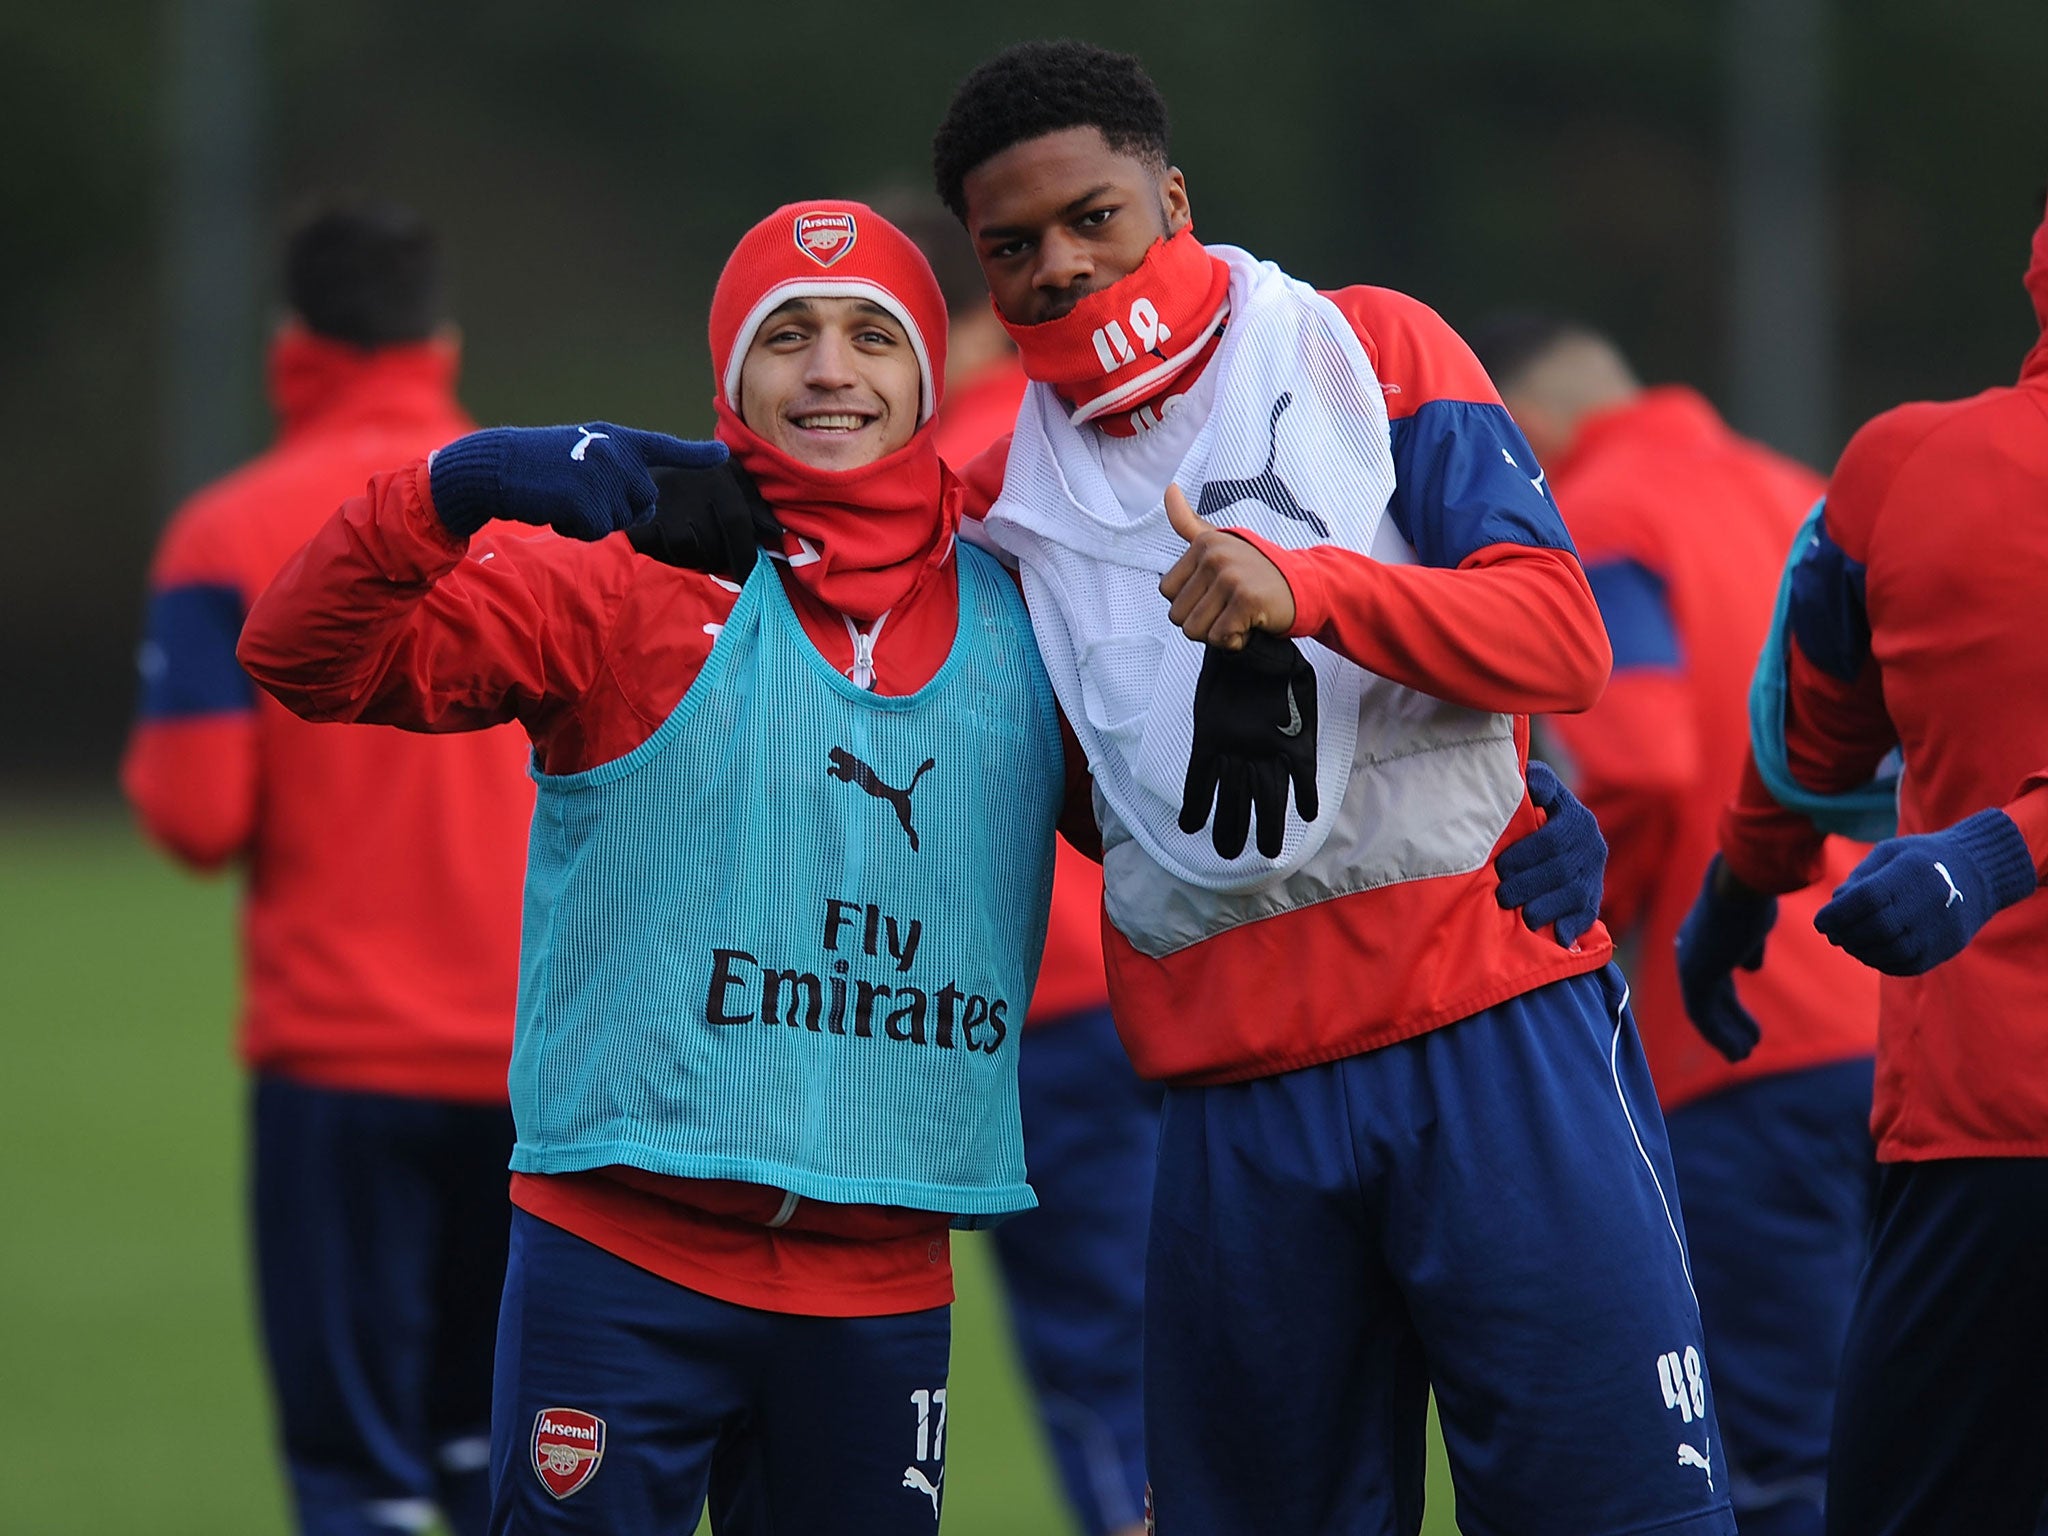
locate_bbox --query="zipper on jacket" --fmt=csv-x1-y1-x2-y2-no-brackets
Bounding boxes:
843,611,889,691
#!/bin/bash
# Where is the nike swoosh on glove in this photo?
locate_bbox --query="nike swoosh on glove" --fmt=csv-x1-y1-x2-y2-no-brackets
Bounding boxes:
428,423,729,541
1178,632,1319,860
1493,760,1605,948
1813,807,2038,976
1675,855,1778,1062
627,460,784,579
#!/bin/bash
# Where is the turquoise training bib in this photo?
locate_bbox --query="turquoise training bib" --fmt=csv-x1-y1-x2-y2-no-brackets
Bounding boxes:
508,544,1064,1221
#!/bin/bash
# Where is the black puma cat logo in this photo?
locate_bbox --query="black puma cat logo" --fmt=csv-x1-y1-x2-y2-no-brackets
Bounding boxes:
827,747,936,852
1194,392,1331,538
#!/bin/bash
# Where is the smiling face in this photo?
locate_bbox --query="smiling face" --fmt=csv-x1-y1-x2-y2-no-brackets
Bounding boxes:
960,125,1189,326
736,296,924,470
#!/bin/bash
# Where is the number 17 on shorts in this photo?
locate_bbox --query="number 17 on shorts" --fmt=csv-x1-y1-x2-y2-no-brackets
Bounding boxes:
901,1387,946,1520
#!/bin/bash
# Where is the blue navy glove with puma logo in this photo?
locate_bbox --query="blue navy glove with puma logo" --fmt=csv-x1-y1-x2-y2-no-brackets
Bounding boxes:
1676,855,1778,1062
1179,631,1320,860
1493,760,1606,949
428,423,730,540
1813,808,2038,976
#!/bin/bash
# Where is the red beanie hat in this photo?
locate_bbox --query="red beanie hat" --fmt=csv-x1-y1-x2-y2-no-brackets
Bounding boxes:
709,200,949,423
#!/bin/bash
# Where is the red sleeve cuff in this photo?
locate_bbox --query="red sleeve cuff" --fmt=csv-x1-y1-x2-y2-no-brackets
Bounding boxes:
1222,528,1341,638
1718,753,1829,895
409,458,471,561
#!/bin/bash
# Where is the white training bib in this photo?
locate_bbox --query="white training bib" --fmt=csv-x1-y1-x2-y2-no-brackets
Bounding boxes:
984,246,1401,893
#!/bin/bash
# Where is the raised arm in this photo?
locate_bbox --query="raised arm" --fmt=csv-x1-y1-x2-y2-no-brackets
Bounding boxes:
238,458,628,734
1160,287,1610,715
240,422,740,739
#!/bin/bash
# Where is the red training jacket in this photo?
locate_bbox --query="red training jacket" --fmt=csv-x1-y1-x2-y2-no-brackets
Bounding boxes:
959,285,1616,1085
936,352,1109,1027
1542,386,1877,1111
237,457,1094,1316
1718,204,2048,1161
122,329,531,1104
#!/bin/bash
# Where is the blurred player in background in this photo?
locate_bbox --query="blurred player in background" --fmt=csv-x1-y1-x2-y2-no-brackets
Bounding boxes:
1474,316,1879,1536
893,196,1154,1536
935,41,1729,1536
1680,193,2048,1536
121,199,528,1536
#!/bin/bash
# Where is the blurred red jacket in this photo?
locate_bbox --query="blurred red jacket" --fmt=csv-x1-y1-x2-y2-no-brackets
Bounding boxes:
121,328,532,1103
1542,386,1877,1111
1719,204,2048,1161
936,352,1110,1027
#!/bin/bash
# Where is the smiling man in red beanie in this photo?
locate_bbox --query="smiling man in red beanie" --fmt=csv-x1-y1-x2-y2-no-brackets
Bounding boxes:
240,200,1067,1535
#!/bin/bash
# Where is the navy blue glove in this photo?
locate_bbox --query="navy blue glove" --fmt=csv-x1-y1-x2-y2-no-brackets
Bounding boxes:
1493,760,1606,948
1813,808,2037,976
428,423,729,540
1675,855,1777,1062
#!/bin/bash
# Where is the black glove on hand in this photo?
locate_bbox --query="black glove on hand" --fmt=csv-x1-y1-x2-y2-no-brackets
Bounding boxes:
1494,760,1607,948
627,460,784,580
1179,632,1320,860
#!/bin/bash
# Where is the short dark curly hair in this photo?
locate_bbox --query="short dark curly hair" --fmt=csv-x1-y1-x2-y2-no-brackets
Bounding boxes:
932,41,1170,221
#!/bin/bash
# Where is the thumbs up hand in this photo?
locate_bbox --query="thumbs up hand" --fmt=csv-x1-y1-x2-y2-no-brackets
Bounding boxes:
1158,484,1298,650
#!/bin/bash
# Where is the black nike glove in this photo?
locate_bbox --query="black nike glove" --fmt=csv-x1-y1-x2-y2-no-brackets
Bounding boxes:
1178,632,1320,859
626,459,783,579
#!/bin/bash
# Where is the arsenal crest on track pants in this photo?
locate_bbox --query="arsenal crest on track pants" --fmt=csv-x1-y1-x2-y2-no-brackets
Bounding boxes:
487,1212,954,1535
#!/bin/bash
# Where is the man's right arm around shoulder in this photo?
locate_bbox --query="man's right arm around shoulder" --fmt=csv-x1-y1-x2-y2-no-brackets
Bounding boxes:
238,423,731,733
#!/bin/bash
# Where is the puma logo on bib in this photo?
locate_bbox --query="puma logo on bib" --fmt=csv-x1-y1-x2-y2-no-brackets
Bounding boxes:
1195,391,1330,538
828,747,935,851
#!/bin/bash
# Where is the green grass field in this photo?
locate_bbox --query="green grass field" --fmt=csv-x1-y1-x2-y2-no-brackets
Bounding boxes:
0,807,1461,1534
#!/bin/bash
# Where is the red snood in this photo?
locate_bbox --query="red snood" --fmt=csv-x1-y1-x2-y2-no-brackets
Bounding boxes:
714,400,961,623
1001,227,1230,425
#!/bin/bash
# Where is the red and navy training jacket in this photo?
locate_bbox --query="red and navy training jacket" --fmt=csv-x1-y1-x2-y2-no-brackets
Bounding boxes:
1539,386,1876,1111
962,284,1616,1084
1719,205,2048,1161
122,330,532,1104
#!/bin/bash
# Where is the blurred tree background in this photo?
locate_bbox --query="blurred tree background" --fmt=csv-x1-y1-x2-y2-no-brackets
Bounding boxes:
4,0,2046,788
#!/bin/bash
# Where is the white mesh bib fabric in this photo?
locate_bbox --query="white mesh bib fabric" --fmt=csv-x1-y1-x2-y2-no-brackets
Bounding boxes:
983,246,1400,893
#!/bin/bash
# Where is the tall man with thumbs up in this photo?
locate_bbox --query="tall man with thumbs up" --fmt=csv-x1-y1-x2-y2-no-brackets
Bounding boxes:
939,40,1735,1536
